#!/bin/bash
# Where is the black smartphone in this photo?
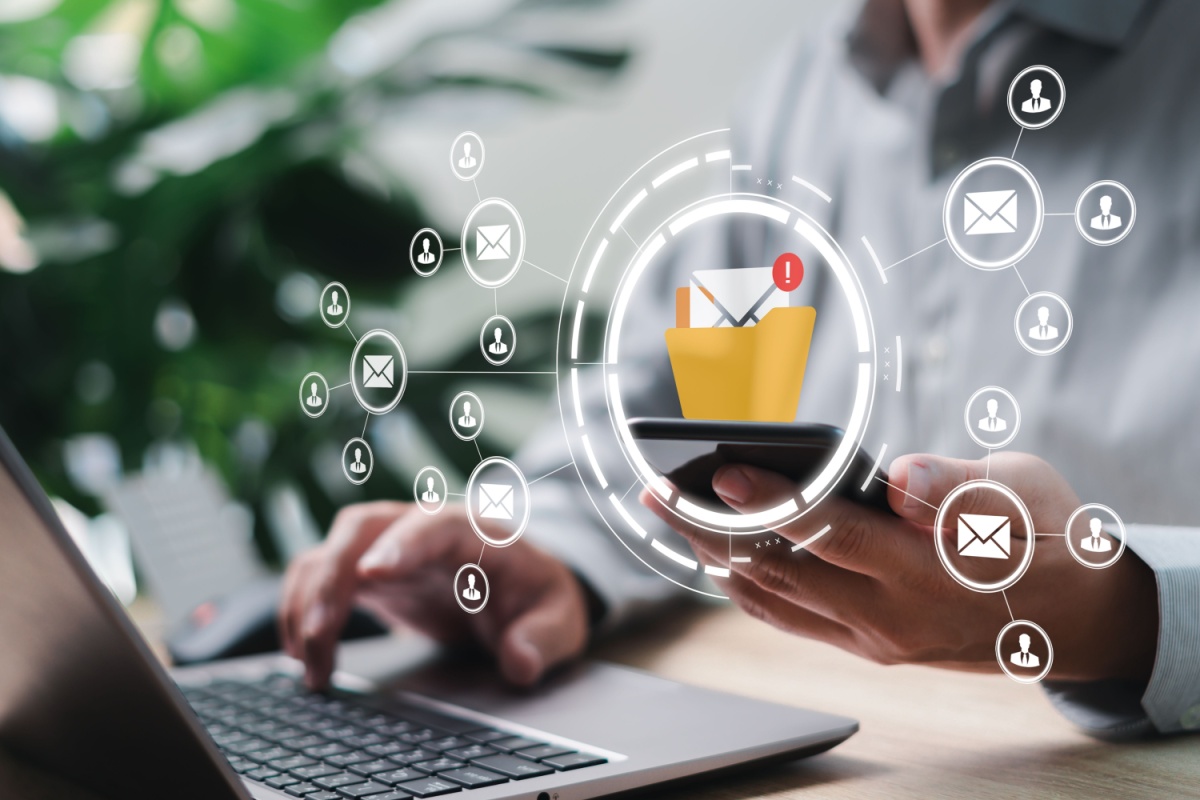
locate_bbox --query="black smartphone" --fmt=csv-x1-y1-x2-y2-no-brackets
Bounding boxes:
628,417,895,516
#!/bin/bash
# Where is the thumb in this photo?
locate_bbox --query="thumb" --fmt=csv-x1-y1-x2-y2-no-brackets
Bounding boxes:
496,589,587,687
887,454,988,525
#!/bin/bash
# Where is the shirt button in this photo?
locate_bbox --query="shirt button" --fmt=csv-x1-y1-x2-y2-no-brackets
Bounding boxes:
1180,704,1200,730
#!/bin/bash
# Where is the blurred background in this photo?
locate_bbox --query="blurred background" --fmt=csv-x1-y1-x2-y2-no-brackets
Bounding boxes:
0,0,829,617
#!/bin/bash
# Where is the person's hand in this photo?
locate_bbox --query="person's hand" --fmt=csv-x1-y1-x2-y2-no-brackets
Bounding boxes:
640,452,1158,682
279,502,589,690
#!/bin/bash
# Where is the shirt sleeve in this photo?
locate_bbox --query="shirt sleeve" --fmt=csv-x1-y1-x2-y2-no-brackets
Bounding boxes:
1043,524,1200,738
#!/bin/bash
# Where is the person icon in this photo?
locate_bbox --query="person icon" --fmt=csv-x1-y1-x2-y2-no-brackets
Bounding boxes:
462,572,481,602
458,142,477,170
349,447,367,474
306,381,324,408
1010,633,1041,668
1027,306,1060,341
1021,78,1053,114
1090,195,1123,231
326,290,343,317
1080,516,1114,553
457,401,477,429
416,236,436,265
977,398,1009,433
420,476,440,504
487,327,509,356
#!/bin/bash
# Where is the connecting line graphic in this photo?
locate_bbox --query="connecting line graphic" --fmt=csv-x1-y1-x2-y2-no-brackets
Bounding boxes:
493,288,498,315
409,370,556,376
1012,266,1032,296
619,225,639,247
329,381,351,392
473,439,483,463
619,476,640,503
471,178,481,202
344,323,359,343
1001,590,1015,622
1011,127,1023,159
361,413,370,438
883,237,948,273
986,450,992,479
526,463,574,486
477,543,486,569
523,259,568,283
874,474,938,511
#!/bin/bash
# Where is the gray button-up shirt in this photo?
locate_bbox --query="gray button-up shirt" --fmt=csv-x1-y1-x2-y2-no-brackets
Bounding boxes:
519,0,1200,737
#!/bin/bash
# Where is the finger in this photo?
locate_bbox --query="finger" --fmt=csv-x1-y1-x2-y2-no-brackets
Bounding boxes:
356,513,477,581
675,514,874,627
496,583,588,686
710,464,920,577
279,554,315,660
885,454,986,524
295,502,407,688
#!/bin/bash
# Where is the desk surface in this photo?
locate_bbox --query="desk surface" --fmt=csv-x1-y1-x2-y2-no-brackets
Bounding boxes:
4,601,1197,799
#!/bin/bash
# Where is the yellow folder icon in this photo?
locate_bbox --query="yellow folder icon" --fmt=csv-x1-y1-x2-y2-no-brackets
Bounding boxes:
665,306,816,422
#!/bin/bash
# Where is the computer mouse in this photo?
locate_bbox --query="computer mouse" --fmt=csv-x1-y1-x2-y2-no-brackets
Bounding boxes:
166,574,387,665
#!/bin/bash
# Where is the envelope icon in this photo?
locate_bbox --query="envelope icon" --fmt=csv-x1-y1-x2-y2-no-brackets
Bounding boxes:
362,355,394,389
957,513,1011,560
963,190,1018,236
475,225,511,261
689,266,787,328
478,483,514,521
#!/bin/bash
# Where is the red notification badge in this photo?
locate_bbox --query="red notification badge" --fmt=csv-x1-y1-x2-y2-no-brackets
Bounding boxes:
772,252,804,292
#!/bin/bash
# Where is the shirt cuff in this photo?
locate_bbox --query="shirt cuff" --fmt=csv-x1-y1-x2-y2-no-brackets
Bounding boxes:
1044,524,1200,737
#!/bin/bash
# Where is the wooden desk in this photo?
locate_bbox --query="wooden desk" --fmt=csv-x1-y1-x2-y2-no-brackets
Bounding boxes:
594,604,1200,798
3,602,1197,799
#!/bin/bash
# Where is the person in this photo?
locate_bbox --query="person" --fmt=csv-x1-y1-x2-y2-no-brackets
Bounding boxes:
458,142,477,170
457,401,477,429
1020,77,1052,113
488,327,508,356
1081,517,1114,554
1028,306,1059,341
280,0,1200,740
420,476,440,504
348,448,366,474
462,573,482,602
325,290,343,316
1011,633,1041,668
977,398,1007,432
1090,195,1123,231
306,382,323,408
416,237,436,265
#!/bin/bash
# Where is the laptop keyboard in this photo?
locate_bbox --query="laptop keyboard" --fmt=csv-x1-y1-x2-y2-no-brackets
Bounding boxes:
182,674,607,798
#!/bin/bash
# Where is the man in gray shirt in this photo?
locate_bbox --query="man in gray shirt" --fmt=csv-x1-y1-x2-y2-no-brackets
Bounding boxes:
280,0,1200,739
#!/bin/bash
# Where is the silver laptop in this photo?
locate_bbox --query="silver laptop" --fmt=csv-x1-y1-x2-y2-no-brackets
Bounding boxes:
0,426,856,800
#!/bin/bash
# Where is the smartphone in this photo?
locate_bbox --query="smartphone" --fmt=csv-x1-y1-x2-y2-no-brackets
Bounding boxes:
628,417,894,516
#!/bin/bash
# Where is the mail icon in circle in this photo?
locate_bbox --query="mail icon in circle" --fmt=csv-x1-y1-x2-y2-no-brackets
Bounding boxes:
476,224,512,261
963,190,1018,236
957,513,1011,560
363,354,394,389
478,483,514,521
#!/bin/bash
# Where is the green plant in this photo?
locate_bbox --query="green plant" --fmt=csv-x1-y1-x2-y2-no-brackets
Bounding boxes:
0,0,628,562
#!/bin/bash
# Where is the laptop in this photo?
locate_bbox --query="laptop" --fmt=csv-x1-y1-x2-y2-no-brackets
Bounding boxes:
0,425,857,800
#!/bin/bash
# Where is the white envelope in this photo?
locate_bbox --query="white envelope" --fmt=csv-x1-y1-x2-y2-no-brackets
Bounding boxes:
478,483,514,520
688,266,787,328
963,190,1018,236
957,513,1011,559
362,354,394,389
476,225,511,261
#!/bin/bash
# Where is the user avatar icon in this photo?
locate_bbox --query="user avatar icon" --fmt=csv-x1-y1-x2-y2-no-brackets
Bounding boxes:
1089,195,1123,231
326,290,344,317
487,327,509,356
1021,78,1053,114
306,381,323,408
416,237,436,265
1027,306,1060,341
349,448,367,474
1010,633,1041,668
457,401,477,429
978,398,1009,433
420,476,440,504
1080,517,1113,553
462,573,481,602
458,142,477,171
